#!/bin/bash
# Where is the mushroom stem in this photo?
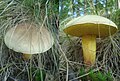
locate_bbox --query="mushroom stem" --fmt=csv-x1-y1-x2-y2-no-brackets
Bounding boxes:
82,35,96,65
23,54,32,60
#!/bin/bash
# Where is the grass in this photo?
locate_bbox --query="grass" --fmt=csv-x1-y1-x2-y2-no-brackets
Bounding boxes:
0,0,120,81
59,17,120,80
59,31,120,81
0,0,59,81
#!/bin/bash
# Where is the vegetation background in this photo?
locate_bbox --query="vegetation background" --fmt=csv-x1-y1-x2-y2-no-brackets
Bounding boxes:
0,0,120,81
59,0,120,81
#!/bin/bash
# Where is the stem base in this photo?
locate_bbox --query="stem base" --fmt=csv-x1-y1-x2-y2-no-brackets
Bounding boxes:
23,54,32,60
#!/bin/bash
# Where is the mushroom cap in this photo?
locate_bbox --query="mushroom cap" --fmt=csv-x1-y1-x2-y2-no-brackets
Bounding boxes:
63,15,118,37
4,23,54,54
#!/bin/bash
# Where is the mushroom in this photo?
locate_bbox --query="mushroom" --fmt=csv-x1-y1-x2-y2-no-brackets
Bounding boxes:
63,15,118,65
4,22,54,60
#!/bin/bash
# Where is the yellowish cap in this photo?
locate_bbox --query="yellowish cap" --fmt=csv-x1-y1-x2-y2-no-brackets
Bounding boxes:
63,15,118,37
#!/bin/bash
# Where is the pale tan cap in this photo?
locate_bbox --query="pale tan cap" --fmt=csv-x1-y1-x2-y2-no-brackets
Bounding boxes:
4,23,54,54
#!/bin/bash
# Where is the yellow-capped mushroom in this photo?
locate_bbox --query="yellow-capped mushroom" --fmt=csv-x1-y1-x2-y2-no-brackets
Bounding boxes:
63,15,118,65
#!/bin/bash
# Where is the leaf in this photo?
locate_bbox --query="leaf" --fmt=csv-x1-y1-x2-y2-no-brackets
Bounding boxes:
35,69,46,81
97,71,107,81
88,70,98,81
79,67,86,81
105,71,113,81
